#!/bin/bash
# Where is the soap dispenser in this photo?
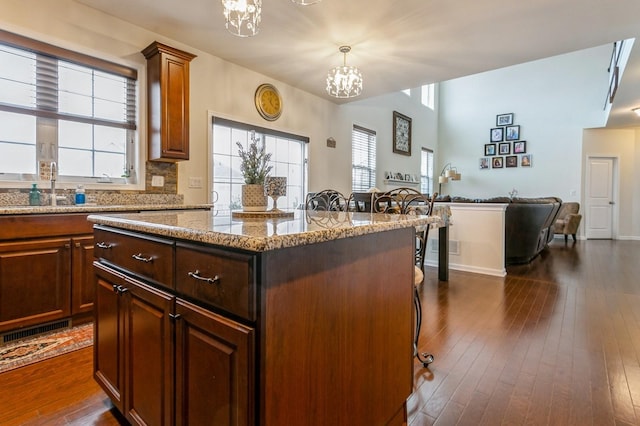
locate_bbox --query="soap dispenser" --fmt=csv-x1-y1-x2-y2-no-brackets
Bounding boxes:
75,185,85,205
29,183,41,206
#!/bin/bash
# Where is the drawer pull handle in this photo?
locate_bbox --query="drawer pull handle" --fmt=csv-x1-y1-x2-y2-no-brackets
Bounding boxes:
132,253,153,263
188,270,220,285
114,285,128,295
96,242,114,249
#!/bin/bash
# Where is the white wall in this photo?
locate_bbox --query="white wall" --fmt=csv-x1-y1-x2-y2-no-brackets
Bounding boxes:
336,89,438,195
0,0,434,204
438,46,611,201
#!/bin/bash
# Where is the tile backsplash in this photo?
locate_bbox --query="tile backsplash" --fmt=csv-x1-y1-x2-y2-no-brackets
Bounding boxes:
0,161,182,206
0,190,183,207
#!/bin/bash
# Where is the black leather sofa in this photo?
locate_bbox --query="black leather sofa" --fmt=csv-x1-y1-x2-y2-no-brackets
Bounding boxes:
436,195,562,265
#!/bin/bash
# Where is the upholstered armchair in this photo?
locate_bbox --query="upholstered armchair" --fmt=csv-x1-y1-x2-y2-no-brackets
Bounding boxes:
553,202,582,242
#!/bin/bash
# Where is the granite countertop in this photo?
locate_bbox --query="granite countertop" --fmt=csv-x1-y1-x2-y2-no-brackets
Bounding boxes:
88,209,443,252
0,204,213,215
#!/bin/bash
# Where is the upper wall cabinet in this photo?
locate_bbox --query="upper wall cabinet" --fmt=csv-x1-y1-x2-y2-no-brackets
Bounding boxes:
142,42,196,162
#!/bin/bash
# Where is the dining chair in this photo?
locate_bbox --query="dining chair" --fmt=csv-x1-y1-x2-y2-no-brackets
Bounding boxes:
372,187,436,367
305,190,349,211
346,191,374,212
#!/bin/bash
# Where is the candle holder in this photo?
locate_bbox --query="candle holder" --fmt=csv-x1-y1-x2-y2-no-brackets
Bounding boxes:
264,176,287,212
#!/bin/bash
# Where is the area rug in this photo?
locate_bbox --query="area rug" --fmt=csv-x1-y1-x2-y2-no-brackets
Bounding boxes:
0,323,93,374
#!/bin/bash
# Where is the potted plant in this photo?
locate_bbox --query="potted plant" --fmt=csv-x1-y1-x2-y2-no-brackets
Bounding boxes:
237,132,272,211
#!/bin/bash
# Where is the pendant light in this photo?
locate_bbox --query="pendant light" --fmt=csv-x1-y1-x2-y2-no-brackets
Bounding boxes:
221,0,262,37
326,46,363,98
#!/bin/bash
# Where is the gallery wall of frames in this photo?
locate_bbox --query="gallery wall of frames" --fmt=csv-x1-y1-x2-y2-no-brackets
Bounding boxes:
481,113,531,170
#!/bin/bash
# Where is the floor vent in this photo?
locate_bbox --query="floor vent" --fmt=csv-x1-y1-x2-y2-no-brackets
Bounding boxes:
1,319,71,345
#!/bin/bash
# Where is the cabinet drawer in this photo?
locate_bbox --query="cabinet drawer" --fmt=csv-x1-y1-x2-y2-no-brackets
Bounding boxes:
176,243,256,321
94,226,174,290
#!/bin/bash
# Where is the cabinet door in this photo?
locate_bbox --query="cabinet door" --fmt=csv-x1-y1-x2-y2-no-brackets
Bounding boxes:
175,298,254,426
94,262,126,413
0,238,71,332
72,235,95,315
124,275,175,426
94,262,175,425
142,42,196,162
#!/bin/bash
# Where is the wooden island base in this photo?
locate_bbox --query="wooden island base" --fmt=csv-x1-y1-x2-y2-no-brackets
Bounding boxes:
89,210,430,425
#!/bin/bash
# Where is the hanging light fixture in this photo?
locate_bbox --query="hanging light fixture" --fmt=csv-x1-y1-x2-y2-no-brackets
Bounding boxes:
221,0,261,37
291,0,322,4
326,46,363,98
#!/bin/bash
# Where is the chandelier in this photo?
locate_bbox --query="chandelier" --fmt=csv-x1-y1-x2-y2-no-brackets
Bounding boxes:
291,0,322,4
326,46,363,98
221,0,262,37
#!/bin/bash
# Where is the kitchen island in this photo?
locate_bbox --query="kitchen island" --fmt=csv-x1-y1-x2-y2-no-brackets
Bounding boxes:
87,209,439,426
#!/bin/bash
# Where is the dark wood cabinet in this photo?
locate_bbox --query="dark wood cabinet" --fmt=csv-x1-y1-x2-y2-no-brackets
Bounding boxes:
142,41,196,162
0,238,71,332
94,228,254,426
94,262,175,426
72,235,95,315
0,214,94,333
175,299,254,426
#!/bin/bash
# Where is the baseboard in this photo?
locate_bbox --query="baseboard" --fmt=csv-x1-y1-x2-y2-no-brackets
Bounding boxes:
425,260,506,277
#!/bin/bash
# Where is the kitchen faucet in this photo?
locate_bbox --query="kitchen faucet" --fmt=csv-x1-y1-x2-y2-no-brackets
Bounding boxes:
50,161,57,206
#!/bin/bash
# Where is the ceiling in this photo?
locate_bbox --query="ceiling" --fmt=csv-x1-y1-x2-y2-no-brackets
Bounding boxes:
76,0,640,127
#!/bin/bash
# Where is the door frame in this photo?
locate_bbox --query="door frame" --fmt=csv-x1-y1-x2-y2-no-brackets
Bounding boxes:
584,155,619,239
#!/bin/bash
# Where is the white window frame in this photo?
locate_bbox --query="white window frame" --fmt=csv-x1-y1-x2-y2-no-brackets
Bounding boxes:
0,29,138,187
421,148,434,195
421,83,435,110
211,117,308,213
352,125,377,192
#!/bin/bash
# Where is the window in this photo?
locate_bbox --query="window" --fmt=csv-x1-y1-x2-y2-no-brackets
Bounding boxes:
352,125,376,192
212,118,308,213
421,83,435,110
421,148,434,195
0,30,137,184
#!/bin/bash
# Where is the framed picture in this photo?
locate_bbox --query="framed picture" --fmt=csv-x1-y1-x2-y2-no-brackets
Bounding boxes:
484,143,496,156
392,111,412,156
521,154,532,167
513,140,526,154
404,173,411,181
496,113,514,126
498,142,511,155
506,155,518,168
394,172,403,180
490,127,504,142
492,156,503,168
505,125,520,141
479,157,490,169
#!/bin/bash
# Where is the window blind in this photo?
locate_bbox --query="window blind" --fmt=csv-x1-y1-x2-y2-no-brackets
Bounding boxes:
352,125,376,192
0,44,136,130
421,148,434,195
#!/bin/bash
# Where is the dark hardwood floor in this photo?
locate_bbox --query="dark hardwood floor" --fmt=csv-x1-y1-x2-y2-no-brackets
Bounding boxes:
1,239,639,425
410,239,640,425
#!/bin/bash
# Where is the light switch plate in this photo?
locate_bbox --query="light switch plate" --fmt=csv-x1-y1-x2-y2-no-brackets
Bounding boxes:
188,177,203,188
151,175,164,187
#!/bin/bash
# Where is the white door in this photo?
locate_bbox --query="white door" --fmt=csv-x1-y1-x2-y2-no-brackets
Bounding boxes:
586,157,614,239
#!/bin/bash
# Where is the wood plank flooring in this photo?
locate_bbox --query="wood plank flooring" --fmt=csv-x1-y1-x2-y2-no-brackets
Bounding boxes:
410,239,640,425
0,239,639,425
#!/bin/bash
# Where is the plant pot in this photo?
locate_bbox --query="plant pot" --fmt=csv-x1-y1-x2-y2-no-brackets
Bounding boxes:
241,184,267,212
